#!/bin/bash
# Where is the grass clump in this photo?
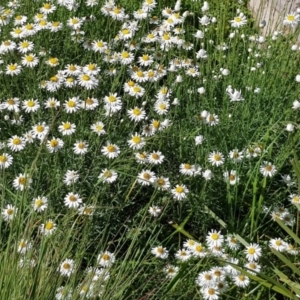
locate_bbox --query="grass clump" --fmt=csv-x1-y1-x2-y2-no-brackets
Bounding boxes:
0,0,300,299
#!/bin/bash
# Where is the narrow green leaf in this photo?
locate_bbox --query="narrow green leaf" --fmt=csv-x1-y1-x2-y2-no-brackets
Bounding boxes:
275,219,300,245
271,249,300,277
223,260,297,299
204,205,249,247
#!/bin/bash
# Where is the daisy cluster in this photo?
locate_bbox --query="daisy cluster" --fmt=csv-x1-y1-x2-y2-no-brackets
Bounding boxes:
152,229,298,300
0,0,300,298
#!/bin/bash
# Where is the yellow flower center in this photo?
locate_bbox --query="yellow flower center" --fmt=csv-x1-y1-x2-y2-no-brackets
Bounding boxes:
97,41,104,47
133,108,141,116
107,145,116,152
143,173,150,180
208,288,215,295
7,208,14,215
96,125,103,131
211,233,219,240
108,95,116,102
121,51,129,58
45,222,54,230
152,120,160,129
25,55,34,62
85,98,93,105
25,24,33,30
7,98,15,105
12,138,21,145
152,153,159,160
122,28,130,35
36,125,44,132
69,195,77,202
287,15,295,21
158,103,166,110
162,33,170,40
50,75,58,82
44,3,51,9
67,100,75,107
63,263,70,269
8,65,17,71
157,247,164,254
104,171,112,178
157,178,165,186
133,86,141,93
214,154,221,161
88,64,95,70
81,74,90,81
248,247,255,254
0,155,7,163
78,143,85,149
195,245,203,252
265,165,272,172
275,240,282,246
249,263,256,269
52,22,59,27
176,186,184,193
49,58,58,65
50,140,58,147
35,199,43,207
19,177,26,185
205,274,212,280
234,17,242,23
36,13,44,19
132,136,141,143
14,28,22,34
113,7,120,14
101,253,110,260
27,100,35,107
229,174,236,181
21,42,29,48
63,123,71,130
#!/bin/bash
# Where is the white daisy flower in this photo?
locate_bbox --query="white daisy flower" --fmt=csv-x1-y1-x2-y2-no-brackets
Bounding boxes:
269,238,288,252
245,243,262,261
148,151,165,165
127,107,146,122
260,161,276,177
148,205,162,217
73,140,88,155
59,259,75,277
97,251,115,267
32,196,48,212
175,248,192,261
137,169,156,185
13,173,32,191
151,246,168,259
0,153,13,169
206,230,224,247
98,169,118,183
171,184,189,200
40,219,57,235
47,137,64,153
208,151,224,167
63,170,79,186
101,143,120,159
2,204,18,221
164,264,179,278
91,121,106,136
64,192,83,209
